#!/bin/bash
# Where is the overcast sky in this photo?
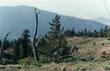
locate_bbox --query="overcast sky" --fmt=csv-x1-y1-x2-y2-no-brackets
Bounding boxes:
0,0,110,19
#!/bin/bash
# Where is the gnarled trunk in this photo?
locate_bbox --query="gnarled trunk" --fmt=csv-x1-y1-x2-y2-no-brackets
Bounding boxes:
33,8,40,64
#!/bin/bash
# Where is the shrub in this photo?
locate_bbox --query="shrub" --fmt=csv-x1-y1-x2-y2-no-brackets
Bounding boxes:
74,49,96,61
39,56,54,63
101,51,110,61
2,58,15,65
18,57,35,65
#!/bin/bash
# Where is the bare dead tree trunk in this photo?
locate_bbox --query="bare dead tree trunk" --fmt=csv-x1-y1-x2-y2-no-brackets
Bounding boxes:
0,32,11,62
0,42,3,61
33,8,40,64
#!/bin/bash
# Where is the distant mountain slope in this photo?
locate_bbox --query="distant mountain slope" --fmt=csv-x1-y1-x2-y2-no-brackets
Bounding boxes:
0,6,106,39
94,17,110,26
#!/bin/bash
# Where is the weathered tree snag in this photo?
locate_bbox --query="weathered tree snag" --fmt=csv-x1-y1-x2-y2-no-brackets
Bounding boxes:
33,8,40,63
0,32,11,62
0,42,3,62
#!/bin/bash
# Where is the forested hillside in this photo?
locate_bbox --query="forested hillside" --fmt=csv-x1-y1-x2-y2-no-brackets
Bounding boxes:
0,6,106,39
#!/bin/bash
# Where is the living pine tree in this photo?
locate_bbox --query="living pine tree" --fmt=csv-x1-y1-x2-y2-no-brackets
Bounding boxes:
104,26,109,37
47,15,70,62
84,29,87,37
12,39,20,60
18,29,32,58
107,27,110,40
100,28,104,37
64,30,71,37
71,27,76,36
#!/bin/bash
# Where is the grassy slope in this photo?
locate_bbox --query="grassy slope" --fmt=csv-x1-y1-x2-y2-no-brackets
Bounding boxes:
67,37,110,59
1,37,110,71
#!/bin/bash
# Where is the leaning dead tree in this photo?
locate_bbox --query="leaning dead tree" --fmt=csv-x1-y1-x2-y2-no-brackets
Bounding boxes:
33,8,40,64
0,32,11,62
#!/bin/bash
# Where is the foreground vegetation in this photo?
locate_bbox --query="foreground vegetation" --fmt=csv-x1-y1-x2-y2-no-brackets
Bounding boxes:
1,61,110,71
1,8,110,71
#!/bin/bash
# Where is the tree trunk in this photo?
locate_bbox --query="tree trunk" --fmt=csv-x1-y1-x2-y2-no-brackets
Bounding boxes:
33,8,40,64
0,32,11,62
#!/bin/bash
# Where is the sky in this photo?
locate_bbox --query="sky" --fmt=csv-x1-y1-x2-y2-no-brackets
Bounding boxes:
0,0,110,19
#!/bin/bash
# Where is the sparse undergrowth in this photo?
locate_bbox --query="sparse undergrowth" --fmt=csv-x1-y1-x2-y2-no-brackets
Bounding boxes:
0,62,110,71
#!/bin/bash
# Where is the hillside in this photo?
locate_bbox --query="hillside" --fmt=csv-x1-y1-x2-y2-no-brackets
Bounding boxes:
67,37,110,61
0,6,106,39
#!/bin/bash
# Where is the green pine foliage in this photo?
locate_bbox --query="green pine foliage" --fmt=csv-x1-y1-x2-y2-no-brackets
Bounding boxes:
18,29,32,58
48,15,70,59
39,15,70,62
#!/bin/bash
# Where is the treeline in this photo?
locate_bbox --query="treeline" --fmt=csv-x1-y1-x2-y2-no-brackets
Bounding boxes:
0,29,33,64
64,26,109,38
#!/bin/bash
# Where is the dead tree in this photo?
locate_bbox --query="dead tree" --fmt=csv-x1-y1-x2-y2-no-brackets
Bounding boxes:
0,32,11,62
33,8,40,63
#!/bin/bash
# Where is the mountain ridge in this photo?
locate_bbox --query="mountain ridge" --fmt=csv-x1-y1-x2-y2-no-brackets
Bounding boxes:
0,6,107,39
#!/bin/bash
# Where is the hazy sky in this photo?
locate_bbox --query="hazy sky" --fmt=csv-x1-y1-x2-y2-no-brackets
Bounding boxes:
0,0,110,19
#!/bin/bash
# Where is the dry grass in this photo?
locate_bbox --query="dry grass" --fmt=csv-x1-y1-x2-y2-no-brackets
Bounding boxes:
0,62,110,71
67,37,110,60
